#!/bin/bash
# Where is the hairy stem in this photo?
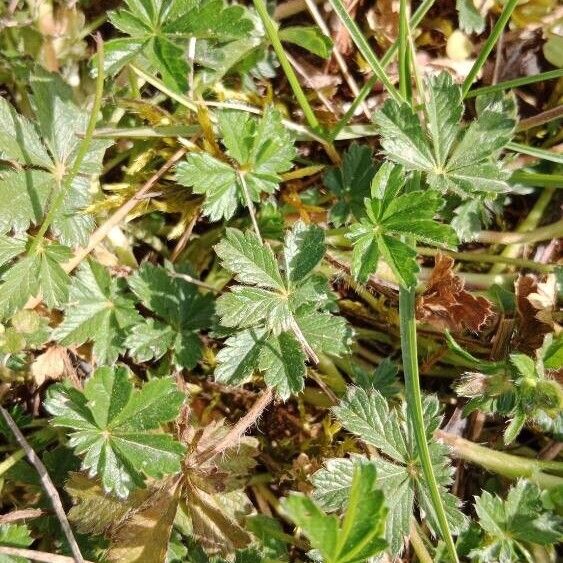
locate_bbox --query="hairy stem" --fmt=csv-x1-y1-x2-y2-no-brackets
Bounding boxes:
399,274,459,562
437,430,563,489
194,388,274,464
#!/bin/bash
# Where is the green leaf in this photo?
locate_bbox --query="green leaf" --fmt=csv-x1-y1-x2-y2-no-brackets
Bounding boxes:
0,74,111,246
378,234,419,288
175,153,238,221
283,464,387,563
457,0,485,33
53,260,140,364
331,388,467,555
294,309,351,357
0,241,71,319
472,480,563,562
45,366,185,498
346,163,457,286
332,387,408,462
279,26,333,58
0,97,52,168
176,107,295,221
259,331,306,399
126,263,213,368
214,225,350,397
105,0,254,90
375,72,516,198
324,144,377,226
0,524,33,563
283,222,325,283
312,455,376,511
214,329,266,386
124,319,176,364
215,229,285,290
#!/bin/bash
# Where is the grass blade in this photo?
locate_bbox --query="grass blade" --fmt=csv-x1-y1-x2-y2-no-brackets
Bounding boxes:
461,0,520,98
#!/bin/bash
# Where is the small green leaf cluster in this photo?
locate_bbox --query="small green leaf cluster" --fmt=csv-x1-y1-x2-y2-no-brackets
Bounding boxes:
105,0,255,91
470,480,563,562
0,75,111,318
346,162,458,286
282,464,387,563
45,365,185,498
314,387,467,556
375,73,516,199
176,107,296,221
53,260,214,367
213,222,351,399
450,333,563,444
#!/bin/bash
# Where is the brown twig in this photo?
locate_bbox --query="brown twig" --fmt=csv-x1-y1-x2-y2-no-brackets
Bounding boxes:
0,407,85,563
517,105,563,132
0,547,92,563
0,508,44,524
476,219,563,245
64,147,188,274
194,388,274,465
170,210,200,263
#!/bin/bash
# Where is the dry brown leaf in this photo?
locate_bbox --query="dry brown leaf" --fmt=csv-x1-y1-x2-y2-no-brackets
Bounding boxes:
107,478,181,563
416,254,493,332
181,481,252,555
515,274,553,353
527,274,558,328
31,346,72,386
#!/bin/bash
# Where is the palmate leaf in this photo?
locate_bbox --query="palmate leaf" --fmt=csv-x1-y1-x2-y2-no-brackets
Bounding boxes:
282,464,387,563
346,163,458,286
0,523,33,563
0,240,71,319
53,260,140,364
0,73,111,247
471,480,563,562
105,0,254,91
45,366,185,498
125,264,214,369
176,107,296,221
213,223,351,399
375,72,516,199
322,387,467,556
323,143,377,226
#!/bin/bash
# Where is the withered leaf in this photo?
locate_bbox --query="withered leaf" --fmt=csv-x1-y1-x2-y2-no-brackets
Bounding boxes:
180,483,253,555
66,473,181,563
515,274,554,353
107,479,181,563
31,346,73,386
417,254,493,332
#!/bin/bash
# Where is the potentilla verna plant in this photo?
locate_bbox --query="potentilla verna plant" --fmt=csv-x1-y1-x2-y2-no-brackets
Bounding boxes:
0,1,561,562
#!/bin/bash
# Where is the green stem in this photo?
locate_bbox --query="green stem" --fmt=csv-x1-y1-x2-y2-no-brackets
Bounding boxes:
327,0,403,105
399,270,459,562
253,0,320,131
461,0,520,98
329,0,435,140
489,187,555,274
417,247,555,273
507,142,563,165
465,69,563,98
510,171,563,188
398,0,410,101
410,521,434,563
29,36,105,255
437,431,563,489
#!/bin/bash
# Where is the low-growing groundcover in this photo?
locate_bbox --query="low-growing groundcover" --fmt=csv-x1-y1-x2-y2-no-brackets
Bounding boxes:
0,0,562,562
